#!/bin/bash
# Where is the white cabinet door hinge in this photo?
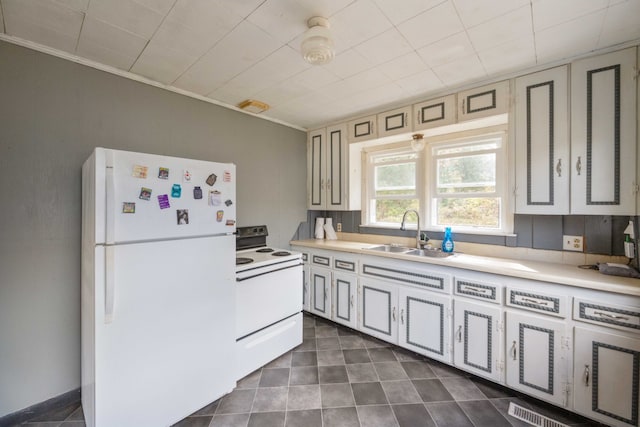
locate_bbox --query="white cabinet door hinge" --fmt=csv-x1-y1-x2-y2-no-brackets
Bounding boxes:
446,308,454,318
496,321,504,333
561,336,571,350
497,360,505,372
447,344,454,355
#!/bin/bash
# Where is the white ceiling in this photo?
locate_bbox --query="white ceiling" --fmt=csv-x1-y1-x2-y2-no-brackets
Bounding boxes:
1,0,639,130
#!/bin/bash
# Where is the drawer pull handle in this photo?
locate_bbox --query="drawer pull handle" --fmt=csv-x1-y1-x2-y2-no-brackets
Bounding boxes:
510,340,517,361
321,178,325,190
456,325,462,343
327,179,331,190
463,285,487,294
400,308,405,324
576,156,582,175
350,295,354,308
392,307,397,322
522,297,547,306
556,158,562,177
594,311,630,321
583,364,590,387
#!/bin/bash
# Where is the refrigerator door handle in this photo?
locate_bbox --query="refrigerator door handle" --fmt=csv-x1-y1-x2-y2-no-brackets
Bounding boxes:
105,150,115,244
105,246,115,323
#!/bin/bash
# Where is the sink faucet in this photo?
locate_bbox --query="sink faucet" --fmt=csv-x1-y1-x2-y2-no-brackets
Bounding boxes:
400,209,422,249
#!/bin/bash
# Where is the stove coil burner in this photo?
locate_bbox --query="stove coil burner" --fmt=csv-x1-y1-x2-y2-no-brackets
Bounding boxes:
256,248,274,253
272,251,291,257
236,257,254,265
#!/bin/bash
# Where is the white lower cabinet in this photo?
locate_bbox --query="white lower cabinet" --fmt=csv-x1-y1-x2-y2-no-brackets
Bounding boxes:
359,279,398,344
333,272,357,329
505,311,569,406
398,287,452,364
573,327,640,427
310,266,331,319
453,299,503,382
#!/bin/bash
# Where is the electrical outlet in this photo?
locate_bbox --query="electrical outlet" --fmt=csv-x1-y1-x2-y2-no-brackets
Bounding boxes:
563,235,584,252
336,222,342,232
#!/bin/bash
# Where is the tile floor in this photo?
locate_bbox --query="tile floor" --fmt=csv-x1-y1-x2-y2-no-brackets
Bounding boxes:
18,314,604,427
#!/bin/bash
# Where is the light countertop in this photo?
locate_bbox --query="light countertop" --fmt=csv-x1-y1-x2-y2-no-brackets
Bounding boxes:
290,239,640,297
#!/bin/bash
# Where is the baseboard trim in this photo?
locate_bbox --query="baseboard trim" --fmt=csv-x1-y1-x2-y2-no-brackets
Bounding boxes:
0,388,80,427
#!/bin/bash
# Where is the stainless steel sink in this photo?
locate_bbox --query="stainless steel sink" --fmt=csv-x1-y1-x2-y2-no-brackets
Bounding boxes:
406,248,454,258
365,244,413,253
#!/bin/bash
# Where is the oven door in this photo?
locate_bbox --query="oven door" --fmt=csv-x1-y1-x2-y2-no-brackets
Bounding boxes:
236,259,303,339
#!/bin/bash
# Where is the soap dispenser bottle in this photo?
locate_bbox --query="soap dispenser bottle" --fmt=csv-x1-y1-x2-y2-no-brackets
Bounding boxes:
442,227,454,253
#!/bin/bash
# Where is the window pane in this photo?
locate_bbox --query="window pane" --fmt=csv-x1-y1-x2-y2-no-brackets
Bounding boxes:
434,139,500,156
373,153,418,164
375,162,416,197
437,153,496,194
435,198,501,228
375,199,419,224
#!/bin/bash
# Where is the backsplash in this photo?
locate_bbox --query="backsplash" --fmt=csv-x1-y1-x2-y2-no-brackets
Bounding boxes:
294,211,639,261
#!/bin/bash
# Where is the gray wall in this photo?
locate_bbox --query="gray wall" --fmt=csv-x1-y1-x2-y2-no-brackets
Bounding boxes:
0,41,307,417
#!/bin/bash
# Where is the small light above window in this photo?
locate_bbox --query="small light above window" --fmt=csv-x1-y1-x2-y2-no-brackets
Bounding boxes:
411,133,425,152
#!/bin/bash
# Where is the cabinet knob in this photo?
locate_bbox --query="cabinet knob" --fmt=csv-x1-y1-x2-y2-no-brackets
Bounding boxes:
400,308,405,324
350,294,354,308
456,325,462,343
576,156,582,176
556,158,562,177
583,364,590,387
510,340,517,361
392,307,397,322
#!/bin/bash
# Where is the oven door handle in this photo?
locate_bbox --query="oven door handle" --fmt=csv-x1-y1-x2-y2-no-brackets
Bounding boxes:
236,263,303,282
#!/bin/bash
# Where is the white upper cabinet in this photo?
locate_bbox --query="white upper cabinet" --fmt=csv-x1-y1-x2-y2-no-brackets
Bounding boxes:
376,106,412,138
458,80,509,121
308,124,357,210
347,114,377,143
413,95,457,131
570,47,637,215
515,66,570,214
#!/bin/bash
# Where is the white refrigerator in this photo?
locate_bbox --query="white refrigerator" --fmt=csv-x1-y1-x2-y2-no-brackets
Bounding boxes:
81,148,237,427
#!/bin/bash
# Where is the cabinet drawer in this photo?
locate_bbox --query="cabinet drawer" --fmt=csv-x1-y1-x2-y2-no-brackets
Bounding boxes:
574,298,640,332
506,289,567,318
361,262,452,293
454,278,502,304
334,257,357,273
311,254,331,267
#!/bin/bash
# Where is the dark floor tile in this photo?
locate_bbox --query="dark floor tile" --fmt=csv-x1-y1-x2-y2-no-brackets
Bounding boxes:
66,407,84,421
289,366,319,385
247,411,285,427
317,337,341,350
428,361,467,378
237,369,262,389
287,385,321,411
317,349,345,366
392,349,424,362
191,398,220,416
293,338,317,352
20,422,60,426
344,349,371,364
368,348,397,362
28,402,81,422
252,387,288,412
362,337,390,349
321,383,355,408
470,377,516,399
459,399,512,426
291,351,318,367
285,409,322,427
319,365,349,384
357,405,399,427
401,361,436,379
265,352,292,368
172,416,213,427
322,407,360,427
303,315,316,328
314,317,336,327
351,382,388,405
380,380,422,404
337,326,359,336
59,422,85,427
489,398,533,427
391,403,436,427
316,325,339,338
339,336,366,349
441,377,486,401
412,379,454,403
303,328,316,338
425,401,474,427
258,368,290,387
374,362,408,381
346,362,379,383
210,413,250,427
217,389,256,414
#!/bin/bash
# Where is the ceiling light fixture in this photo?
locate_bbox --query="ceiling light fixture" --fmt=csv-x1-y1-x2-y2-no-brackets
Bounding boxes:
301,16,335,65
411,133,426,152
237,99,270,114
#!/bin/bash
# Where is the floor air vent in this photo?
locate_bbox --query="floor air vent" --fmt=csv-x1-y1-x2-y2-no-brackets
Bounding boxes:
508,402,570,427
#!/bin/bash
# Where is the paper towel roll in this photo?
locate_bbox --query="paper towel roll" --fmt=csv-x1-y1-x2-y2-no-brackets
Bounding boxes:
324,223,338,240
315,217,325,239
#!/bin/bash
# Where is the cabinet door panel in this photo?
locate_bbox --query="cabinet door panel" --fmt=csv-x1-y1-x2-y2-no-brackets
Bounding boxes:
399,288,452,364
377,106,412,137
308,129,326,209
571,47,637,215
310,267,331,319
333,272,357,329
574,327,640,427
515,66,569,214
348,115,377,143
505,311,567,406
414,95,456,131
458,81,509,121
454,299,502,381
359,280,398,343
327,124,347,209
